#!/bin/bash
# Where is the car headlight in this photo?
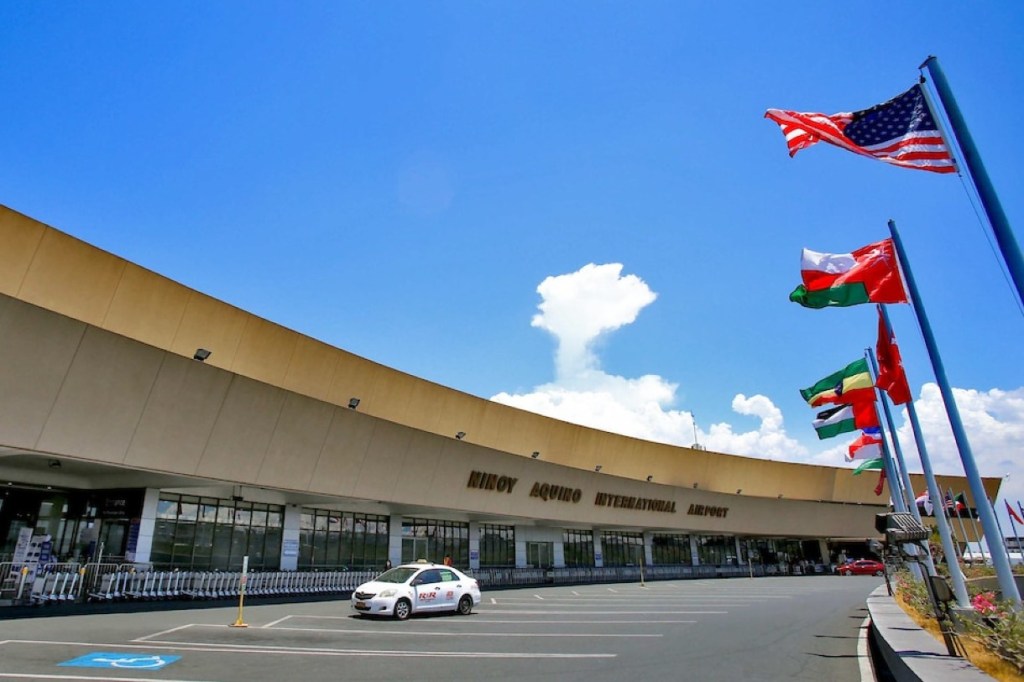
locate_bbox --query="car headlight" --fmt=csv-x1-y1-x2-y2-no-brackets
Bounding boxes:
379,588,398,598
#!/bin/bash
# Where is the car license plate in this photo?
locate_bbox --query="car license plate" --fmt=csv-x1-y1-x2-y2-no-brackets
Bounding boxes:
356,601,367,609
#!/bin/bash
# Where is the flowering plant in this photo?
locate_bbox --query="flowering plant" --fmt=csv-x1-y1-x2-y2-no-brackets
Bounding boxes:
972,591,997,615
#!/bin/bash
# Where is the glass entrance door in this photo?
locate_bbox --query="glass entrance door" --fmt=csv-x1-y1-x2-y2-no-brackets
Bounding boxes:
402,537,429,563
526,541,553,569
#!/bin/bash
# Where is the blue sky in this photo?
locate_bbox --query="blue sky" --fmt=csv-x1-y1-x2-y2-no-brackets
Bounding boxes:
3,3,1023,525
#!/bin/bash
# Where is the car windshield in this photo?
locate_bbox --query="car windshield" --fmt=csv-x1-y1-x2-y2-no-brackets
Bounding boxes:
375,567,419,584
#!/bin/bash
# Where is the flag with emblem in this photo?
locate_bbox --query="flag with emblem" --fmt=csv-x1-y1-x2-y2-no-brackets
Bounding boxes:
812,402,879,440
765,84,955,174
790,238,908,309
875,307,912,405
801,358,874,407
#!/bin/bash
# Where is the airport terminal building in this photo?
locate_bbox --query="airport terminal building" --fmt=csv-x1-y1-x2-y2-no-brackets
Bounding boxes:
0,205,995,577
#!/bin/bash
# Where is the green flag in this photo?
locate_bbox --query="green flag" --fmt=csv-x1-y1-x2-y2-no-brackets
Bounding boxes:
852,457,884,475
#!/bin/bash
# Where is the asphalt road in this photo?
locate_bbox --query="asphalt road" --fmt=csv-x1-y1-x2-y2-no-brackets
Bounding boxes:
0,575,882,682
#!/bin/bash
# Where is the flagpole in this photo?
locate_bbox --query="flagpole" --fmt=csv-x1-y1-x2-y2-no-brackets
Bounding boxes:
866,348,919,514
973,492,992,554
1005,502,1023,566
889,218,1021,604
991,498,1011,552
947,489,975,565
861,380,924,581
1017,500,1024,550
921,56,1024,308
878,304,969,605
943,499,964,561
867,348,935,578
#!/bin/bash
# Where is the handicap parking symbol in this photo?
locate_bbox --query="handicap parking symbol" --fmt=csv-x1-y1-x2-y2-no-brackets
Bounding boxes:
59,652,181,670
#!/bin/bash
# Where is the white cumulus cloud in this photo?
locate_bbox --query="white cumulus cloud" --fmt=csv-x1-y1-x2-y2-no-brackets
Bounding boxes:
491,262,1024,529
492,263,799,454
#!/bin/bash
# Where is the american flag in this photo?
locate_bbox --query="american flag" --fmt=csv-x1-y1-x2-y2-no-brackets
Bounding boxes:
765,84,956,174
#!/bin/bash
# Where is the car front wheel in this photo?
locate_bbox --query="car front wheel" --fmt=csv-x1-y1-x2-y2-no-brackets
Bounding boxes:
874,570,884,576
456,595,473,616
394,598,412,621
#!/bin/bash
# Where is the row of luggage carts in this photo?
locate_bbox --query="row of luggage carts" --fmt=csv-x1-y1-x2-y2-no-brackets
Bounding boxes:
86,568,375,602
2,561,375,606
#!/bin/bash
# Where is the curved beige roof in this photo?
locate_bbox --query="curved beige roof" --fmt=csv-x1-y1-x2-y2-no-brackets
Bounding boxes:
0,204,995,511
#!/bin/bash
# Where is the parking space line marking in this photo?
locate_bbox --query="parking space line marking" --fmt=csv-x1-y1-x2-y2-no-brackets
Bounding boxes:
276,617,696,625
430,619,698,624
534,594,544,600
268,614,692,622
472,609,727,615
488,596,777,602
132,624,194,643
271,626,661,638
3,639,615,659
261,615,295,629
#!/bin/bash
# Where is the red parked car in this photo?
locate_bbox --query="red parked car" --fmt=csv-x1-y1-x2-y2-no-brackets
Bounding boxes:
838,559,885,576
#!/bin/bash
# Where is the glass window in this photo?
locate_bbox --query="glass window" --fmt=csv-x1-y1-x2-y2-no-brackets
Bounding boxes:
152,493,284,571
418,569,442,583
479,524,515,567
400,518,469,567
652,534,692,565
563,530,594,567
601,531,643,567
297,508,389,570
696,535,737,566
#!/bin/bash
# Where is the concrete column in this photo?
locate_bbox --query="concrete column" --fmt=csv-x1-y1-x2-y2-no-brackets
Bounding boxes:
279,504,302,571
514,525,527,568
468,521,480,571
389,515,403,566
554,536,566,568
593,530,603,568
690,534,700,566
126,488,161,565
735,537,744,566
643,531,653,566
818,539,831,570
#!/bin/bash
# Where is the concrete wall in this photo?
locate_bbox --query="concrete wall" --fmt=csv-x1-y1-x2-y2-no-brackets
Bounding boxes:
0,290,886,538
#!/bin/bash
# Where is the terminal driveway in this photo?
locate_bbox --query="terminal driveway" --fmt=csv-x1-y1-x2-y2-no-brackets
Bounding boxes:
0,575,882,682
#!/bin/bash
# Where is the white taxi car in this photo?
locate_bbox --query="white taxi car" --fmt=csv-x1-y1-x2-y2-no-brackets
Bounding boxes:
351,561,482,620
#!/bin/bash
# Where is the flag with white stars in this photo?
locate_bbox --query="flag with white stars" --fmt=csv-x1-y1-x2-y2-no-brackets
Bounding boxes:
765,84,956,174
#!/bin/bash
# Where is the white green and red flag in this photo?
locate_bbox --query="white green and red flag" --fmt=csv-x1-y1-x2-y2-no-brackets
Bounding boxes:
790,238,908,309
813,402,879,440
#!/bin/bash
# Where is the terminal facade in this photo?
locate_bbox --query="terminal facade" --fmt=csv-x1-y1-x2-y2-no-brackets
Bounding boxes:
0,205,995,575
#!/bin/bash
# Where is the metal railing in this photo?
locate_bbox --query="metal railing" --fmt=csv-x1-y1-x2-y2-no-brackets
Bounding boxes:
1,561,822,609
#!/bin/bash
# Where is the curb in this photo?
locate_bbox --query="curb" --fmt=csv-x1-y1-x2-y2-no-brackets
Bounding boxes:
867,585,991,681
